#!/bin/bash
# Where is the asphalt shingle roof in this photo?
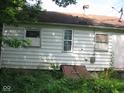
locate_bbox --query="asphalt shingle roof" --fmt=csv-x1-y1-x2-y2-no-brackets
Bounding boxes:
39,11,124,28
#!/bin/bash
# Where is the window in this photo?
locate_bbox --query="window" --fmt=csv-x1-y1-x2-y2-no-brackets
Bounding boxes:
26,31,40,38
95,34,108,51
26,30,40,47
64,30,72,51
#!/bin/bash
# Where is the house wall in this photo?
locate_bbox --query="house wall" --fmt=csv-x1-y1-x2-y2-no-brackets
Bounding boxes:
1,24,113,71
112,34,124,69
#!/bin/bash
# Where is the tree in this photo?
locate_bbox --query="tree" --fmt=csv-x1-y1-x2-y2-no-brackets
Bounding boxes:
0,0,42,25
52,0,77,7
17,1,42,22
0,0,42,48
0,0,24,24
0,0,77,48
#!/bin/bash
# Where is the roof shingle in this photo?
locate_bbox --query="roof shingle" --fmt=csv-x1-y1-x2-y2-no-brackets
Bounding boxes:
39,11,124,28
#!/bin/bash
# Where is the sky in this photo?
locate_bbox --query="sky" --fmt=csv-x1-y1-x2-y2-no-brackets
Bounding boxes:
41,0,124,17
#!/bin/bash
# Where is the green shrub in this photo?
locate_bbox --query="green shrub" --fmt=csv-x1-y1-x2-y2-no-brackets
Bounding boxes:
50,63,63,79
1,37,31,48
98,68,121,79
0,69,58,93
0,68,123,93
44,78,122,93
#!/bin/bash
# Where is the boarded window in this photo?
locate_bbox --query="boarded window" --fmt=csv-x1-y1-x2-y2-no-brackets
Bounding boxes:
96,34,108,43
95,34,108,51
26,30,40,47
64,30,72,51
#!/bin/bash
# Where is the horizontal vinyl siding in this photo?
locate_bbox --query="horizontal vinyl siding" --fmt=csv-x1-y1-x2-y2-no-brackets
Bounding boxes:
41,28,63,50
2,27,64,69
2,48,112,71
1,25,112,71
3,27,25,39
73,30,112,70
94,33,112,70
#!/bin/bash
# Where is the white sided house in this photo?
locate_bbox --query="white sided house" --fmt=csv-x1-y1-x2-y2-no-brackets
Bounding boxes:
1,11,124,71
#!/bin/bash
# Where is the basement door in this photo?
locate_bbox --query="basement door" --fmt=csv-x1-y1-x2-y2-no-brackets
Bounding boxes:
112,34,124,69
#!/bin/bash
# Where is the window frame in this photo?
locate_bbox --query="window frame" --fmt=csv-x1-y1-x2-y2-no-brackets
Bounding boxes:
95,33,108,52
63,29,73,52
24,29,41,48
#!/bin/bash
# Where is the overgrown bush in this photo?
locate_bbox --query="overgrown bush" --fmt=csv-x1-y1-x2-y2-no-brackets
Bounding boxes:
0,69,57,93
50,63,63,79
45,78,122,93
0,68,124,93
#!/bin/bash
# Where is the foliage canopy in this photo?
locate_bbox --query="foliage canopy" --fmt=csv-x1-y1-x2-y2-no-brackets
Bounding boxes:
0,0,42,25
52,0,77,7
0,0,78,25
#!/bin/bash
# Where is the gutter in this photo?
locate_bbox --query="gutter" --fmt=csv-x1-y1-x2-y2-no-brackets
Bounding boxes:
5,21,124,32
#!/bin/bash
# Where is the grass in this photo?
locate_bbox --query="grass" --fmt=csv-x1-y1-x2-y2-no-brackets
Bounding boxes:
0,68,124,93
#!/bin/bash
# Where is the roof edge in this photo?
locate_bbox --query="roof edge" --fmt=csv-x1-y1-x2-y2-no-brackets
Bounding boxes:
4,21,124,31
